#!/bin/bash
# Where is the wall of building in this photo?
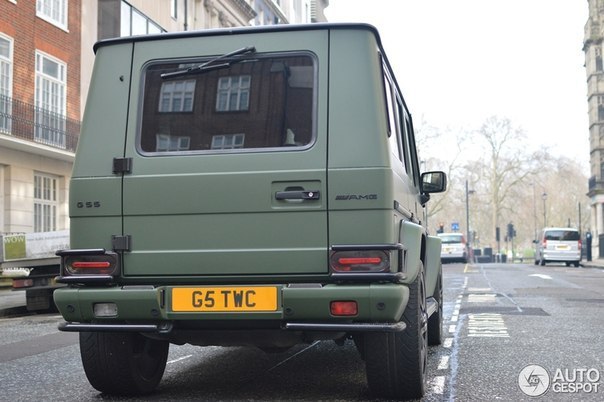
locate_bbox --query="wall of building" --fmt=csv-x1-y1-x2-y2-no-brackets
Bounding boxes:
0,0,81,235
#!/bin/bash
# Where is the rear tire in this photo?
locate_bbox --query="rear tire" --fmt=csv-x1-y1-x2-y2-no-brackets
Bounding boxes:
79,331,169,395
364,264,427,400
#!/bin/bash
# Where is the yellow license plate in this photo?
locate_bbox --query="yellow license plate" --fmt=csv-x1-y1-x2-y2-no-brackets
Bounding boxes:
556,245,570,250
171,286,278,312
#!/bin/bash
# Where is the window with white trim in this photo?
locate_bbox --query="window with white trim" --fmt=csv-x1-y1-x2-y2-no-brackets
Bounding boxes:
171,0,178,19
34,173,57,232
211,134,245,150
35,52,66,148
156,134,190,151
216,75,250,112
121,1,163,36
36,0,67,30
159,80,196,112
0,34,12,132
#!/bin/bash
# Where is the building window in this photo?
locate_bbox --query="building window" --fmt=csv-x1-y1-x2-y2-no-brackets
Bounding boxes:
159,80,196,112
211,134,245,150
35,52,66,148
171,0,178,19
156,134,190,151
34,173,57,232
0,34,12,133
216,76,250,112
121,1,163,36
36,0,67,30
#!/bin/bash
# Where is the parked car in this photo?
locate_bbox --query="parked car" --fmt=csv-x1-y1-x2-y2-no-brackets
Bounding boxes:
438,233,468,263
534,227,581,267
53,23,447,400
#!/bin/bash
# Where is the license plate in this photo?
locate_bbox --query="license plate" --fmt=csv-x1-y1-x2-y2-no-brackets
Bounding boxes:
171,286,278,312
556,245,570,250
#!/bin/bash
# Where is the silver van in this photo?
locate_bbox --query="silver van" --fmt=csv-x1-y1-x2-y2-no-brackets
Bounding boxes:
534,227,581,267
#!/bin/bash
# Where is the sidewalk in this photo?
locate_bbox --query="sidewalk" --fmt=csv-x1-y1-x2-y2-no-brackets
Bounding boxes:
580,259,604,269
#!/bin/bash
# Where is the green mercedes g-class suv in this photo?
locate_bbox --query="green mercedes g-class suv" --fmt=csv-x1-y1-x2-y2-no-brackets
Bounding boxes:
54,23,447,400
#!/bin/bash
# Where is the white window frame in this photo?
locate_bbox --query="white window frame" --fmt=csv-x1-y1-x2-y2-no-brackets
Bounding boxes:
156,134,190,152
216,75,250,112
35,51,67,148
36,0,68,31
211,134,245,150
171,0,178,19
121,1,164,37
159,80,196,112
0,33,13,133
34,173,58,233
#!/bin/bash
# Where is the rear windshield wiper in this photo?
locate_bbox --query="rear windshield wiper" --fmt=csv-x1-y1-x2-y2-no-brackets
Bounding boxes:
161,46,256,79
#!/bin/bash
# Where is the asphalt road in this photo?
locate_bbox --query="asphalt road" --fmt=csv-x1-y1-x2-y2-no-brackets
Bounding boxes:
0,262,602,401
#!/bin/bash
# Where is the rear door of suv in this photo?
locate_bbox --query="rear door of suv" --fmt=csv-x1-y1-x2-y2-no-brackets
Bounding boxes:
120,30,329,277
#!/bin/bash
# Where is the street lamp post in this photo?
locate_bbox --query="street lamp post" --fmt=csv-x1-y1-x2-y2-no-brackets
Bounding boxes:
542,192,547,227
465,180,475,259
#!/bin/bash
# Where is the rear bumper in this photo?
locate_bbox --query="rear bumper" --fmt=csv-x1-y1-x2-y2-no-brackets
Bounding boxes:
440,251,466,261
54,282,410,332
542,251,580,261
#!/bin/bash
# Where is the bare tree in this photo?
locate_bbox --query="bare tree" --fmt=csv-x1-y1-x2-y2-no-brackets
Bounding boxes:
476,116,539,245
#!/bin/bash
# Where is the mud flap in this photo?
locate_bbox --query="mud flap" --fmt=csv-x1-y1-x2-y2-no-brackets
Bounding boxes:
399,220,423,283
424,235,442,298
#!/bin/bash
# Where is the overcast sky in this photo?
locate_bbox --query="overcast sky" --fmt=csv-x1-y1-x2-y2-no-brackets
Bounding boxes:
325,0,590,171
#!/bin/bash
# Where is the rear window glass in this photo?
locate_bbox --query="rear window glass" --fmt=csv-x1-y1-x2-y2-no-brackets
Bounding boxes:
139,52,316,154
438,234,464,244
544,230,580,241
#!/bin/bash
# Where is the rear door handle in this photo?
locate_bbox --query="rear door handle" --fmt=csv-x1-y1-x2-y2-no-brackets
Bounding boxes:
275,190,320,201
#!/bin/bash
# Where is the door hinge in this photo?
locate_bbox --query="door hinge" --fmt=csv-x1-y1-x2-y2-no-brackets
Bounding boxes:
112,235,131,252
113,157,132,174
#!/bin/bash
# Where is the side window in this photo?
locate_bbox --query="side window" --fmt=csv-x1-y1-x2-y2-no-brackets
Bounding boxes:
403,110,421,187
382,68,404,169
396,99,411,175
139,53,316,153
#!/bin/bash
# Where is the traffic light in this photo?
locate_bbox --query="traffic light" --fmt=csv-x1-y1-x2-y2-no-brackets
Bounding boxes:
507,223,514,239
496,227,500,242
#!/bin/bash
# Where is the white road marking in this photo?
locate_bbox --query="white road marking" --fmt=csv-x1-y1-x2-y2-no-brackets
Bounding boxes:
430,376,446,394
467,313,509,338
437,355,450,370
168,354,193,364
529,274,553,280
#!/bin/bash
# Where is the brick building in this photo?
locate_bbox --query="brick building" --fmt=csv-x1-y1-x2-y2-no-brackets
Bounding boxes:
0,0,81,234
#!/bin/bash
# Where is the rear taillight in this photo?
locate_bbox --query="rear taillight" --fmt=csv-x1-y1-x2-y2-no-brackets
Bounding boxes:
330,250,390,273
578,239,582,250
330,301,358,316
62,252,119,276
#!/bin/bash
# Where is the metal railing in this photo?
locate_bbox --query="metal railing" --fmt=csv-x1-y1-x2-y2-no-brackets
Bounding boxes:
0,94,80,153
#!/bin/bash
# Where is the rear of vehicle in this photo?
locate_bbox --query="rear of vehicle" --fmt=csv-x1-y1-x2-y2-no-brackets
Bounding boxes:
536,228,581,267
438,233,467,263
54,24,445,400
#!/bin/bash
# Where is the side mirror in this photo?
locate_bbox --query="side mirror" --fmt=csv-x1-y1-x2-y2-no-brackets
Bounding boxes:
420,171,447,194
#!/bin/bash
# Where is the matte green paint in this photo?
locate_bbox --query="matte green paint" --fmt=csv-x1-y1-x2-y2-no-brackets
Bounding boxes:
425,235,443,298
58,25,443,341
54,283,408,323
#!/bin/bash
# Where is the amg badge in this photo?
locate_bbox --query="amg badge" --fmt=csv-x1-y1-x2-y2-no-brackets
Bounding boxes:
335,194,378,200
